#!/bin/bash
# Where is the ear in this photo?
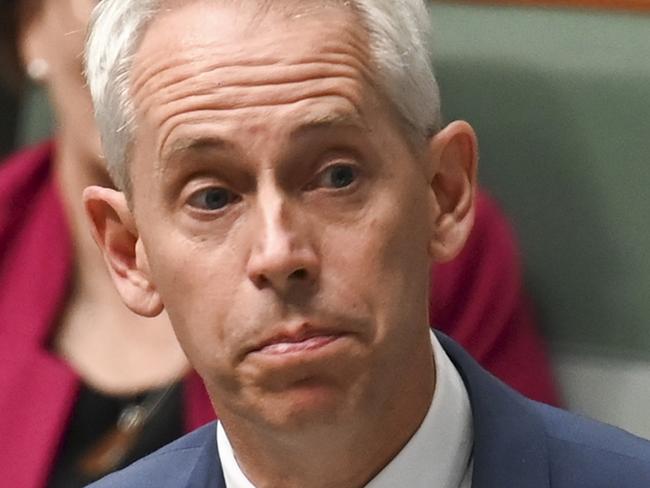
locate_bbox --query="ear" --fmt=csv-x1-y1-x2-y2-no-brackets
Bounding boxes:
83,186,163,317
427,120,478,262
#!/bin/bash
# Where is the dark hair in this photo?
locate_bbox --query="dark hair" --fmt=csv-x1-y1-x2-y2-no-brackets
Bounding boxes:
0,1,27,92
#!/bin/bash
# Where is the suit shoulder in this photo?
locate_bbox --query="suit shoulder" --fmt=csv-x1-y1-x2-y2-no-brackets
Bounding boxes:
531,402,650,486
87,422,217,488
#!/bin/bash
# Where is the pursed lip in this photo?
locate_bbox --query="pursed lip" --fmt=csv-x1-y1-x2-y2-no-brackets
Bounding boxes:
246,323,350,356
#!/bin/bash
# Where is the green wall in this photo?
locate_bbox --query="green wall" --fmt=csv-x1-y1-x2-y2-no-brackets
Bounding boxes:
430,3,650,357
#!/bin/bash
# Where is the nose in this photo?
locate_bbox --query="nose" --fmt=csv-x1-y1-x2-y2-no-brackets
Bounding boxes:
246,194,319,292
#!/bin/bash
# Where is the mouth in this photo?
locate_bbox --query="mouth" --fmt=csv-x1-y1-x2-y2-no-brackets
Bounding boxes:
247,325,349,357
255,334,342,355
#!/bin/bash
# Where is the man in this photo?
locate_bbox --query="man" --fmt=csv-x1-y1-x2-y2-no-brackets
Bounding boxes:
83,0,650,486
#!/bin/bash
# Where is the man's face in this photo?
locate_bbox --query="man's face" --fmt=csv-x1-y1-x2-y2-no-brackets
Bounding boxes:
125,1,442,431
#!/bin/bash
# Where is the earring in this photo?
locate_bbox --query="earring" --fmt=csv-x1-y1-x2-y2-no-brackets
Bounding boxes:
26,58,50,81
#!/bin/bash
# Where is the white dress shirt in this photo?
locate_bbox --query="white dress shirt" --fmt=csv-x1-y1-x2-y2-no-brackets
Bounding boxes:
217,331,474,487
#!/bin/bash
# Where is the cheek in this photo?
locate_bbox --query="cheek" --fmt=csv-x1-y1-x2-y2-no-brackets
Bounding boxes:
323,186,432,323
141,231,241,367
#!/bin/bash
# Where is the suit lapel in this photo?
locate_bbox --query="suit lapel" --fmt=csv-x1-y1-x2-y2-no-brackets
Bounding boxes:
185,424,226,488
438,334,551,488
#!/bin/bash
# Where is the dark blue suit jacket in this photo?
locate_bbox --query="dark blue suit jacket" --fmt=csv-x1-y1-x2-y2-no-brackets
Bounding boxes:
89,334,650,487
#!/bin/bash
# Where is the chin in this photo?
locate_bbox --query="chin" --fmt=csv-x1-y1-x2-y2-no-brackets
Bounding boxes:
256,382,352,432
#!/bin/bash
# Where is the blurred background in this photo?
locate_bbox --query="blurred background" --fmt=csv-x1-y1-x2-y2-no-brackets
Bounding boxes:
1,0,649,438
428,0,650,438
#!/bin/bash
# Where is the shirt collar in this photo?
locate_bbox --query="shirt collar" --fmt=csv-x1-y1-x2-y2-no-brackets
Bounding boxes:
217,331,474,488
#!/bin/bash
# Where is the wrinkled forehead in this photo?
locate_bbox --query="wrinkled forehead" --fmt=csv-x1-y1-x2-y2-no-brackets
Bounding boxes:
129,0,373,97
126,0,386,173
128,0,376,117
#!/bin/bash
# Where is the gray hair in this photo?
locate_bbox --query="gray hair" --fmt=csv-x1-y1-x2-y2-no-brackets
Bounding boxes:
85,0,441,191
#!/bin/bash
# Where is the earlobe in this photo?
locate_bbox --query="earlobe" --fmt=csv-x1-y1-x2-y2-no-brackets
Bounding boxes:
427,120,478,262
17,4,49,82
83,186,163,317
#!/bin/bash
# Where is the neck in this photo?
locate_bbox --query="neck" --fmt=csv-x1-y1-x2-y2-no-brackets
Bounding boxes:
222,327,436,488
53,128,113,281
51,131,189,394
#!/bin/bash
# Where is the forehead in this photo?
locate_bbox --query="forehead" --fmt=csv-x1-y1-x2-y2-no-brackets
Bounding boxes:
129,0,379,163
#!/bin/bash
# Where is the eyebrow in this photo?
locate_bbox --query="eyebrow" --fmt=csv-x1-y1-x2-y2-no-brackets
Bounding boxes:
289,112,368,138
160,136,233,168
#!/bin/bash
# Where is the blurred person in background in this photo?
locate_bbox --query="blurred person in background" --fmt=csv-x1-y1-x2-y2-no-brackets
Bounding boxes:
0,0,558,487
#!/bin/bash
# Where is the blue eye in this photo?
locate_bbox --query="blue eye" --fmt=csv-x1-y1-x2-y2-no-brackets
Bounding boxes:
318,164,357,189
188,187,237,211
